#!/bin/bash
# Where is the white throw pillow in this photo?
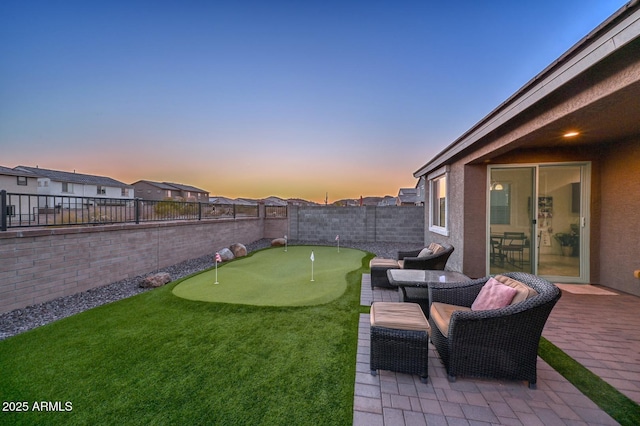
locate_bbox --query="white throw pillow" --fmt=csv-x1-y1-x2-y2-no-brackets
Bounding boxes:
418,248,433,257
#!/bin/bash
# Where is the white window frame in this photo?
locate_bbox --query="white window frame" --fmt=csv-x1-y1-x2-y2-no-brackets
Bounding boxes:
428,165,450,236
62,182,73,193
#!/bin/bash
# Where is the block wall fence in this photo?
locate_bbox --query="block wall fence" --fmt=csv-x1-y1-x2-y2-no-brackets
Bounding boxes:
0,205,423,314
286,205,424,243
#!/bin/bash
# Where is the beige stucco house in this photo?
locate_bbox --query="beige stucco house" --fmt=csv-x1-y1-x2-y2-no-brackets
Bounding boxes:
414,2,640,296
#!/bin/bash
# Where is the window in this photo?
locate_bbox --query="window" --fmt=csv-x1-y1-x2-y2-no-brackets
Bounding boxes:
97,186,106,195
17,176,27,186
121,188,130,197
428,166,449,235
62,182,73,193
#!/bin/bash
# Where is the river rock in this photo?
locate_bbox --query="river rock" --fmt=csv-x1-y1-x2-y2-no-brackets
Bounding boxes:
230,243,247,257
271,238,287,247
218,247,235,261
139,272,171,288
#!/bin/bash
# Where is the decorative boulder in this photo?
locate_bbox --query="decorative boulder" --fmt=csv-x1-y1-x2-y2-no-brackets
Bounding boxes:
230,243,247,258
218,247,235,262
140,272,171,288
271,238,287,247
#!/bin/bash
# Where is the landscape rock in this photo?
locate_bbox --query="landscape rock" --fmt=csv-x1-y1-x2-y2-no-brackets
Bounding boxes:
230,243,247,258
139,272,171,288
271,238,287,247
218,247,235,261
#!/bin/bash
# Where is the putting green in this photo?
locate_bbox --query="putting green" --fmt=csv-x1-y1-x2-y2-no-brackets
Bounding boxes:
172,245,366,306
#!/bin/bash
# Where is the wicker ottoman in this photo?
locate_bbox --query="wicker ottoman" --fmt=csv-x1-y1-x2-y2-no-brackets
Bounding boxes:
369,258,400,289
370,302,430,383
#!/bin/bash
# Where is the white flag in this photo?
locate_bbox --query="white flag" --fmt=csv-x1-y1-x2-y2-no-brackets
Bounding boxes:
310,251,315,262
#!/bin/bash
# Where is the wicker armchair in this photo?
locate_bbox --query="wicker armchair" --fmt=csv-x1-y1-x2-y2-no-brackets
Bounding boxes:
398,244,454,270
370,243,454,289
428,272,561,388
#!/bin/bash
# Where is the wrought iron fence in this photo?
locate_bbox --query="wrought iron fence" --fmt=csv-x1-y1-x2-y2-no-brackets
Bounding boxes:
0,191,274,231
265,205,287,218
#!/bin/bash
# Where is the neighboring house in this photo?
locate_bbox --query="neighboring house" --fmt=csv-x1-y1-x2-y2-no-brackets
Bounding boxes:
0,166,38,194
15,166,134,208
415,177,426,206
132,180,209,202
209,196,236,205
231,198,258,206
0,166,39,221
261,196,288,206
414,2,640,296
378,196,397,206
396,188,419,205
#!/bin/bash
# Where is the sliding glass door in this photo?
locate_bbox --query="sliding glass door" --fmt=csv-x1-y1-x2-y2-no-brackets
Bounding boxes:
488,163,590,283
488,167,535,275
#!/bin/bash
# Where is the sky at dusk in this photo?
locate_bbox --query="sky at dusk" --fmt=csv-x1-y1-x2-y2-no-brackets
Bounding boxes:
0,0,629,203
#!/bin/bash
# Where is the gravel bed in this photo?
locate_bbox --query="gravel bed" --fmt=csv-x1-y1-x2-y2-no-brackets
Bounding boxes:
0,239,419,341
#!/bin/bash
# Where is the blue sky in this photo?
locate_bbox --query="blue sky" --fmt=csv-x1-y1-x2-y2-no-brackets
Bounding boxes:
0,0,628,202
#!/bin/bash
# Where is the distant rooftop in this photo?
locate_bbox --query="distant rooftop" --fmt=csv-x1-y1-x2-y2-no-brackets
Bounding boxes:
16,166,132,188
132,180,208,193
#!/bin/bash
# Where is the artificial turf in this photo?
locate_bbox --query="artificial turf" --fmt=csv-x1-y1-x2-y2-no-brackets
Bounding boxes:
173,245,364,306
0,247,373,425
538,337,640,426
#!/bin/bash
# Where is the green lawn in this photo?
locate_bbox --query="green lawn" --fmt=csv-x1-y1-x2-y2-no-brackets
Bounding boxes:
0,247,374,425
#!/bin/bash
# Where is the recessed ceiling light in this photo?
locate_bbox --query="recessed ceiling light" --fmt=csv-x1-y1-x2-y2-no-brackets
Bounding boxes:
563,131,580,138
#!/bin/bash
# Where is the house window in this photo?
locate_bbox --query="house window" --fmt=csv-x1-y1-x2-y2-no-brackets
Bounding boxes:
62,182,73,193
121,188,130,197
17,176,27,186
428,166,449,236
97,186,106,195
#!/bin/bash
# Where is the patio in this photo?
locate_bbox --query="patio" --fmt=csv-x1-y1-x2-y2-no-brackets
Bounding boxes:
355,274,640,425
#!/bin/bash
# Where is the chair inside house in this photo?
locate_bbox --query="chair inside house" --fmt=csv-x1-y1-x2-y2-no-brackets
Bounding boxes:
490,235,505,266
500,232,528,269
369,243,454,289
428,272,561,388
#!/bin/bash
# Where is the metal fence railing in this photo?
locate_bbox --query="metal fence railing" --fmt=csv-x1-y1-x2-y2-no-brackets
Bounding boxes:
0,191,285,231
265,205,287,218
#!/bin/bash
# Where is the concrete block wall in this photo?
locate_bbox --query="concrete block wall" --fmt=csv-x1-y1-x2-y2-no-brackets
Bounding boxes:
0,206,422,315
288,205,424,243
0,218,264,315
263,218,288,239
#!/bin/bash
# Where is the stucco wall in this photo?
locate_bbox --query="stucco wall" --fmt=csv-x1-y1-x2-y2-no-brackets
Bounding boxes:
598,138,640,295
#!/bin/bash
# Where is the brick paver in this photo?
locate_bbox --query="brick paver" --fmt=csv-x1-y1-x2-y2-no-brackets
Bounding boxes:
354,274,637,425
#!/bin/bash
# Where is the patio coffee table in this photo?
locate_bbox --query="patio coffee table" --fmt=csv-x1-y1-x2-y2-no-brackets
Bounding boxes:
387,269,470,316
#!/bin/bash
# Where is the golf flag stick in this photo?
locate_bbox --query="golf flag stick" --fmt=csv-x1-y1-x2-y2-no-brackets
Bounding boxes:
214,252,222,284
336,234,340,252
310,250,315,282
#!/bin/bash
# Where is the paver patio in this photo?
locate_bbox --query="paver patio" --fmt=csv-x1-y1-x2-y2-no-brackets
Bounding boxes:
354,273,640,425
